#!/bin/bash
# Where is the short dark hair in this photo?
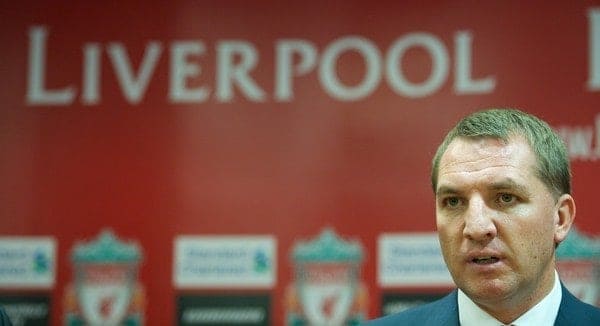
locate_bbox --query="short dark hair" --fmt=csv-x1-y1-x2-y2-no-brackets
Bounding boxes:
431,108,571,198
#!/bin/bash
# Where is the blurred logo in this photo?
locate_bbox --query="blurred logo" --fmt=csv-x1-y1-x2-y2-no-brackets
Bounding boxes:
0,237,56,289
33,249,50,274
286,228,367,325
174,236,275,289
557,227,600,307
64,229,145,325
254,249,270,273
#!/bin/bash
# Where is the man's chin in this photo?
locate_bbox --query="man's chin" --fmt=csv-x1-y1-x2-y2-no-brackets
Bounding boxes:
461,280,514,303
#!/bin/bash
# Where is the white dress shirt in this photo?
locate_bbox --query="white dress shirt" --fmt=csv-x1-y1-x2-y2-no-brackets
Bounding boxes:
458,270,562,326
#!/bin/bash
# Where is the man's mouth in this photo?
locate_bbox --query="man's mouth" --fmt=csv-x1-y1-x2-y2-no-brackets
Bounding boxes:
472,257,499,264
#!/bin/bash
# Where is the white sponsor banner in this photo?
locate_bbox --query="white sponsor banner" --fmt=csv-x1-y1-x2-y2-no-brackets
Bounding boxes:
378,233,453,287
0,237,56,289
174,236,276,289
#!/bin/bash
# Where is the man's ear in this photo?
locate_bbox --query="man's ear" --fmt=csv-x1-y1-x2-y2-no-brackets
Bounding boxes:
554,194,576,245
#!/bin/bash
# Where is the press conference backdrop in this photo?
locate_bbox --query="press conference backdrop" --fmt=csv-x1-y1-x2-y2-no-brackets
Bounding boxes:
1,1,600,325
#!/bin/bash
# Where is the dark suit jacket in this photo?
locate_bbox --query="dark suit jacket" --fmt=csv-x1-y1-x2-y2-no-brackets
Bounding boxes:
364,285,600,325
0,307,11,326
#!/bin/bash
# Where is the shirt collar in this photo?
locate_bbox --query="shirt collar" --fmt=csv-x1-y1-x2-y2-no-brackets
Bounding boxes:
458,270,562,326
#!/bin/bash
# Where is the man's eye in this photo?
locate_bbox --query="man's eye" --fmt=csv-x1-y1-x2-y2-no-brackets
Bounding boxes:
446,197,461,207
499,193,515,203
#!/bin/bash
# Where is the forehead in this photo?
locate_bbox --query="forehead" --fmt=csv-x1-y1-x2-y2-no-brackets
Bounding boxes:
436,136,538,191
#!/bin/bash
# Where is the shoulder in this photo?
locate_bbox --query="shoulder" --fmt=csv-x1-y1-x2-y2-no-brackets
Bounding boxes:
555,284,600,325
362,290,459,326
0,307,11,326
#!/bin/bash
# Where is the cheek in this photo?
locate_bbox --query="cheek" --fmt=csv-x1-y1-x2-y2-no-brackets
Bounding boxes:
437,223,462,258
436,221,451,242
505,205,554,237
508,217,555,265
437,217,462,239
525,210,556,242
515,236,552,274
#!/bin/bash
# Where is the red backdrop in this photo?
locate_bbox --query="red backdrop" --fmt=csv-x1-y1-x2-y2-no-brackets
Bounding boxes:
1,1,600,324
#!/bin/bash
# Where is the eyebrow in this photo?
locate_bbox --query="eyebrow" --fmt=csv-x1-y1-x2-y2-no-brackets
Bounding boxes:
435,186,460,197
489,179,532,197
436,178,532,197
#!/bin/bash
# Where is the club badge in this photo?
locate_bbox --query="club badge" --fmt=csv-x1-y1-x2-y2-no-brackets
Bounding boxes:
64,230,145,325
286,228,367,325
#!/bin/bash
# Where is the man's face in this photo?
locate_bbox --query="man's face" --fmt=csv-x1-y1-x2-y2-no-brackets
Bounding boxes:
435,136,570,311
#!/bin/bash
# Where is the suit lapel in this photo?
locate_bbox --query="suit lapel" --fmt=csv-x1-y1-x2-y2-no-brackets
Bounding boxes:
554,284,581,326
431,290,460,326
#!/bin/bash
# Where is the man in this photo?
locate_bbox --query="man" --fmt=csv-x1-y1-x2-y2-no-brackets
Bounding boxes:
366,109,600,325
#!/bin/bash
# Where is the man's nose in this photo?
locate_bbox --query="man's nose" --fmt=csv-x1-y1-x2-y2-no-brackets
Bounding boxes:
463,196,497,242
